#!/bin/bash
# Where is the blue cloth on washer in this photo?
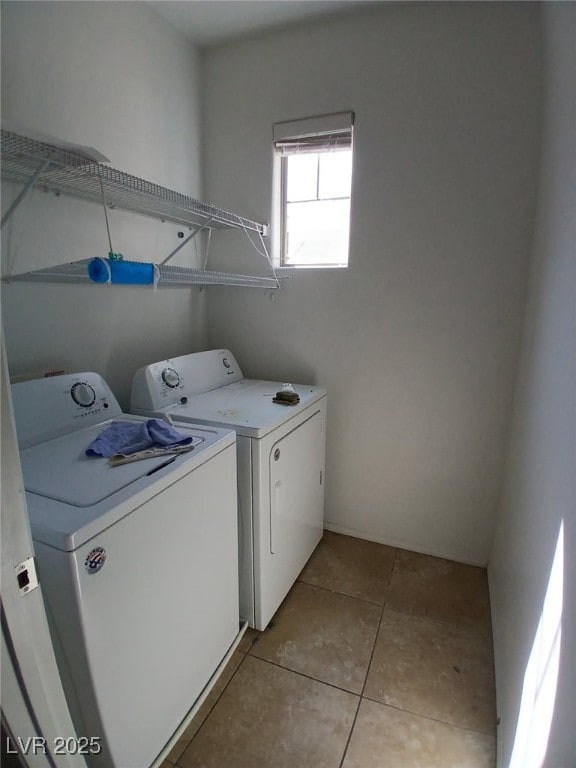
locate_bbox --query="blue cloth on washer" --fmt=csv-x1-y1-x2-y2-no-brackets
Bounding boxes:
86,419,192,458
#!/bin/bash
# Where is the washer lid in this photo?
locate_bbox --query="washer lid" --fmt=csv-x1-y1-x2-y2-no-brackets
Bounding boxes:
20,420,204,507
22,415,236,552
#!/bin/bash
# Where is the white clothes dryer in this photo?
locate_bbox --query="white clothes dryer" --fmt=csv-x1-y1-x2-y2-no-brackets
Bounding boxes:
131,350,327,631
11,372,240,768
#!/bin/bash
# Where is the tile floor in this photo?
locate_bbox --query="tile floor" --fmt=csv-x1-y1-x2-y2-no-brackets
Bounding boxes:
162,532,496,768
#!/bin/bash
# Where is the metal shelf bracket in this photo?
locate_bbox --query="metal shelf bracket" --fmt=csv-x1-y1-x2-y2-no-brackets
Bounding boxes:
1,157,51,229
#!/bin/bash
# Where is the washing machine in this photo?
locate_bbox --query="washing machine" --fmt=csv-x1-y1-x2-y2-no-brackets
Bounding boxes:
11,372,240,768
131,349,327,631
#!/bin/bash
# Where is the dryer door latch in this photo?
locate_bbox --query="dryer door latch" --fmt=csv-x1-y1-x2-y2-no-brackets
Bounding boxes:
15,557,39,596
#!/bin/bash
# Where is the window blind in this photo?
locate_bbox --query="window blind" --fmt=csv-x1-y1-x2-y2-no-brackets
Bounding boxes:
273,112,354,155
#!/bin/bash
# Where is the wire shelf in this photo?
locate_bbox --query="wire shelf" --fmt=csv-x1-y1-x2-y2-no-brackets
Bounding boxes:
0,129,266,233
159,264,279,288
4,259,280,290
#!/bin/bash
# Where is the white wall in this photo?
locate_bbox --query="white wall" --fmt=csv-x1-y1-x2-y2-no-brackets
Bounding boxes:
1,1,206,407
489,4,576,767
202,2,542,564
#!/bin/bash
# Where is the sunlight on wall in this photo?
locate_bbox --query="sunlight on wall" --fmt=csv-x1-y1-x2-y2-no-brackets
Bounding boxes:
509,521,564,768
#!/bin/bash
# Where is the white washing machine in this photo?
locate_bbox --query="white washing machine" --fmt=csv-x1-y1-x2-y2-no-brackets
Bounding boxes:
131,349,327,631
11,372,240,768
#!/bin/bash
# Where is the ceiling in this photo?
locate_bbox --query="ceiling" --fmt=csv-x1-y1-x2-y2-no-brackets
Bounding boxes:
147,0,376,48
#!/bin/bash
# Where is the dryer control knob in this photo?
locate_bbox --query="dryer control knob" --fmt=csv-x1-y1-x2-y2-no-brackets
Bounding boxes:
162,367,180,388
71,382,96,408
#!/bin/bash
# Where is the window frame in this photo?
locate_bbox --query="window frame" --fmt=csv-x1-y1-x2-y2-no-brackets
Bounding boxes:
272,112,354,270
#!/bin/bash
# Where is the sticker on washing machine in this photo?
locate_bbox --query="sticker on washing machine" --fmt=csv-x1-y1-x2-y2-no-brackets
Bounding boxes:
85,547,106,574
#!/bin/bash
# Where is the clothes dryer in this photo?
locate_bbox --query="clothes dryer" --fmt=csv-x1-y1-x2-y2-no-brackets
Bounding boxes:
12,372,239,768
131,350,327,630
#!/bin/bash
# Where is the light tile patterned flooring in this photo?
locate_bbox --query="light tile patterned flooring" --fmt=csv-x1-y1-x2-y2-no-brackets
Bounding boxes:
162,532,496,768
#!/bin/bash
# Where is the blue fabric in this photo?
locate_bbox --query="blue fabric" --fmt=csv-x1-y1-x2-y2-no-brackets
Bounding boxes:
86,419,192,458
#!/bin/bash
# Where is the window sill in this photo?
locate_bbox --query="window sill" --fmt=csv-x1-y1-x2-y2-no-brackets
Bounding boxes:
274,264,349,271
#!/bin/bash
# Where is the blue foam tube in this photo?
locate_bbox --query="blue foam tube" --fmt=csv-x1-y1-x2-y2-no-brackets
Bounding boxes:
88,258,155,285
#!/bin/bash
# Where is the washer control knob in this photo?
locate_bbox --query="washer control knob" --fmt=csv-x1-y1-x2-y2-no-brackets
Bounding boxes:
162,367,180,388
71,382,96,408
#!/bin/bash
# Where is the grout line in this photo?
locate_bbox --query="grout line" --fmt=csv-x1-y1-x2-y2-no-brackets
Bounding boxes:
360,591,386,699
380,605,495,639
338,692,363,768
383,546,400,610
296,576,387,607
360,694,497,738
336,570,390,768
245,653,363,698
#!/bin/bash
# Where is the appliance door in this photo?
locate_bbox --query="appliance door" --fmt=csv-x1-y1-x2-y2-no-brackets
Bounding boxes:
34,444,238,768
253,403,326,630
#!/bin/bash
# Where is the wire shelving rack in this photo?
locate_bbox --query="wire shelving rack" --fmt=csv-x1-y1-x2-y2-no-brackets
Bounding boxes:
1,129,279,289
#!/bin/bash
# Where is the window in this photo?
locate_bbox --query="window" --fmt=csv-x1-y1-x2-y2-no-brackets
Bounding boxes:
273,112,354,268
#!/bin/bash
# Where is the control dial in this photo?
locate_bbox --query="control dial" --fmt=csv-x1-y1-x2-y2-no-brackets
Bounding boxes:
162,367,180,389
71,382,96,408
